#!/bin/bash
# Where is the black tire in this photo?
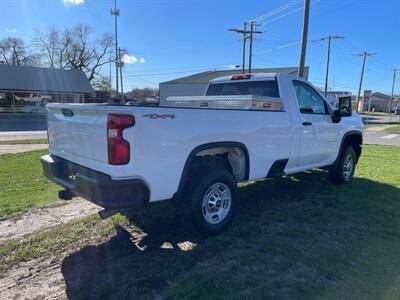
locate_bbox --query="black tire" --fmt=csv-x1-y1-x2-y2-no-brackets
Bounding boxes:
329,145,357,184
185,166,237,235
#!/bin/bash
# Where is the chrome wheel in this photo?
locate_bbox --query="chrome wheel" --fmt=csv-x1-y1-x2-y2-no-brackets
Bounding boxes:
202,182,232,225
343,153,354,181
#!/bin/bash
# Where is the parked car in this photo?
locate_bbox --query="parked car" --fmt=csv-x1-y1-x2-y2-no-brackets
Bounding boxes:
41,73,364,234
15,93,52,105
394,105,400,115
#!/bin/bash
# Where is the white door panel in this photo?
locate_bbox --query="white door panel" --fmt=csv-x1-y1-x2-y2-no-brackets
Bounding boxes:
292,80,339,169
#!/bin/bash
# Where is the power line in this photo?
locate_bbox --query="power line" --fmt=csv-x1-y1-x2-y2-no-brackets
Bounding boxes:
261,0,322,26
251,0,303,24
123,70,158,87
130,63,241,77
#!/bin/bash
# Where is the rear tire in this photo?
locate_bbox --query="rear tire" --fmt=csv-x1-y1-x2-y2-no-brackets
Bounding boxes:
185,166,237,235
329,146,356,184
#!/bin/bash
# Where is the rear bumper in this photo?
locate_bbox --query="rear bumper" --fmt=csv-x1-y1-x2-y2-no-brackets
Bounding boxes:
40,154,149,209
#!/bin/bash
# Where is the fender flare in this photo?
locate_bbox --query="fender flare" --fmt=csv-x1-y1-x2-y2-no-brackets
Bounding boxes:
332,130,363,168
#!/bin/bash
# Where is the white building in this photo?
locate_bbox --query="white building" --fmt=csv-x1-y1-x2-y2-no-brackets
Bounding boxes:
159,67,309,106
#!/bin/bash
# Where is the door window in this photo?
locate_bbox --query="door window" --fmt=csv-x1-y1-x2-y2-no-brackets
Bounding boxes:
293,80,327,114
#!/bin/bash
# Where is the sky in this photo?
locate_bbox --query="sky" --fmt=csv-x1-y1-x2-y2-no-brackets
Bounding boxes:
0,0,399,94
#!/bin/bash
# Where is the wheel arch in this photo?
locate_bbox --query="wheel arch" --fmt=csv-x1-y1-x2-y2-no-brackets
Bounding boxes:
174,141,250,198
335,130,363,165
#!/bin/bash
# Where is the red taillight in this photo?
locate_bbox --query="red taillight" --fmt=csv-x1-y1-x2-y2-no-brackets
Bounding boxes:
231,74,251,80
107,114,135,165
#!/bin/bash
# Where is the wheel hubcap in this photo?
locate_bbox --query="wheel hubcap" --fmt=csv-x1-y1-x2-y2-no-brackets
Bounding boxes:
343,154,354,180
202,182,232,225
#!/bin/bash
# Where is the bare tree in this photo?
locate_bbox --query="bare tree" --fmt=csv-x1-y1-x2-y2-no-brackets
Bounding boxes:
33,26,63,68
0,37,38,66
92,75,111,91
34,24,114,82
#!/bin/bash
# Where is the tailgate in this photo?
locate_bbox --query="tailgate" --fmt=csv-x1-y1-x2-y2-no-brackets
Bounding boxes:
47,104,109,166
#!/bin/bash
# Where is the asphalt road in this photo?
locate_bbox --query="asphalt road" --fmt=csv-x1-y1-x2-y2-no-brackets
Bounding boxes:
0,114,47,131
361,113,400,124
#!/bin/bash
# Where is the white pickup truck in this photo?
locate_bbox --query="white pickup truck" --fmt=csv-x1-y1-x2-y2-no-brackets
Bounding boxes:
41,73,363,234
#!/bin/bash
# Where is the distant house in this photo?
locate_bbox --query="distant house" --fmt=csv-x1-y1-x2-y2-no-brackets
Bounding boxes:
369,92,392,112
0,64,94,114
158,67,309,106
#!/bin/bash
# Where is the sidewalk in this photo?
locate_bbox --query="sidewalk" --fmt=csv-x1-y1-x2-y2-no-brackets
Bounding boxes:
0,131,47,141
0,131,48,154
0,144,48,155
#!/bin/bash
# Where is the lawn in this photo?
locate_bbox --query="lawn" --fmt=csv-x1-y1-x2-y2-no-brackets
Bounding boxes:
0,149,61,219
363,122,400,129
0,138,48,145
383,125,400,134
1,145,400,299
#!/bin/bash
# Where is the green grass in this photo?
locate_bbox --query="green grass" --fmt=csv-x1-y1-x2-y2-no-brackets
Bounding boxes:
1,145,400,299
0,138,48,145
0,150,60,219
383,125,400,134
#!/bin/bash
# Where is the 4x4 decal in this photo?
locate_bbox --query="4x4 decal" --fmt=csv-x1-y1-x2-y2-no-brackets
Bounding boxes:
143,114,175,119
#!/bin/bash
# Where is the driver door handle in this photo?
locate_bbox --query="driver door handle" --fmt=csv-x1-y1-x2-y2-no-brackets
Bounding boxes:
302,121,312,126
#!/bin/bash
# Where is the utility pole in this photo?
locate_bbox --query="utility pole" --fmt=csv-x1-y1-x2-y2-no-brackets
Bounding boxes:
298,0,310,77
316,35,344,97
118,47,125,96
228,24,250,73
389,68,397,123
242,23,247,74
355,52,375,113
109,50,112,92
249,22,262,73
228,22,261,73
249,22,254,73
110,0,120,95
247,22,262,73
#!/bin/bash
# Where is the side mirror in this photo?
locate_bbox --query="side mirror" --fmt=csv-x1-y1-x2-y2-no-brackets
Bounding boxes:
338,96,352,117
332,96,352,123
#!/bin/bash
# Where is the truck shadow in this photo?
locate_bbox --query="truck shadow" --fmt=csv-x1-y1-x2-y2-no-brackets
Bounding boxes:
61,170,400,299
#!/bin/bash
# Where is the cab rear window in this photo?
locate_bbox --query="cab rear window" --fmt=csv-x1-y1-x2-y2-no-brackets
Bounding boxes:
205,80,280,98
